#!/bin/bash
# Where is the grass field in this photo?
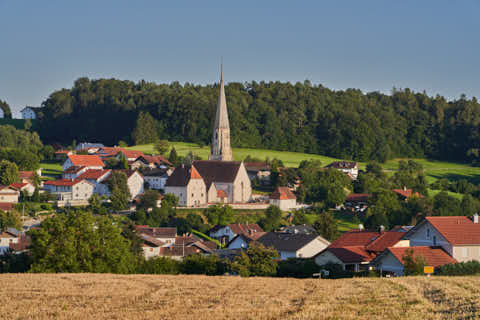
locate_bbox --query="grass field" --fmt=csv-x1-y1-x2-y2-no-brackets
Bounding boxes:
128,142,480,184
40,161,63,178
1,273,480,319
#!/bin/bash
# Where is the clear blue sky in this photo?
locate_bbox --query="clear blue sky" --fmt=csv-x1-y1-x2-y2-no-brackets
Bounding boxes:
1,0,479,116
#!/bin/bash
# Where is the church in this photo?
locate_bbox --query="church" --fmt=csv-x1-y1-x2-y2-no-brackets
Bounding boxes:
164,67,252,207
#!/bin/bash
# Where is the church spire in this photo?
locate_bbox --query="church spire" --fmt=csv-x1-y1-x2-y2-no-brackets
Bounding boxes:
209,64,233,161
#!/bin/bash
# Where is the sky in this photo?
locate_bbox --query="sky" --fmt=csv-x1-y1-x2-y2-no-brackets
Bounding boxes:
0,0,479,116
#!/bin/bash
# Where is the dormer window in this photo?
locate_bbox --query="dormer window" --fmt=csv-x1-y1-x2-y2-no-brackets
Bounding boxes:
426,228,430,239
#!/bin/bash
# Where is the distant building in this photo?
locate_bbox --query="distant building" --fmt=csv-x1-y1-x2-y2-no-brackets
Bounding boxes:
325,161,359,180
209,223,264,245
143,168,172,190
62,154,104,171
0,185,20,203
76,142,105,152
164,165,207,207
269,187,297,211
0,108,4,119
43,179,94,201
20,106,37,119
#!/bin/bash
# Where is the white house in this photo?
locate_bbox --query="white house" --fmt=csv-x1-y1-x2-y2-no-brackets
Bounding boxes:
20,106,37,119
164,165,207,207
325,161,359,180
372,246,456,276
0,185,20,203
228,232,266,249
405,215,480,263
62,154,104,171
258,232,330,260
0,108,4,119
0,230,19,254
209,223,264,245
136,226,177,245
43,179,94,201
269,187,297,211
76,169,111,196
140,234,166,259
10,182,35,196
143,168,172,191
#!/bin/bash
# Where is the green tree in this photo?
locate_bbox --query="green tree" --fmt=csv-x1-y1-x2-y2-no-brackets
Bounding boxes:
29,211,138,273
137,190,161,210
258,205,283,231
0,100,12,119
204,205,234,226
230,242,279,277
88,193,103,213
402,248,426,276
0,160,19,185
24,119,32,131
154,140,169,155
132,112,159,145
168,147,179,166
0,210,22,231
108,171,131,211
313,211,338,241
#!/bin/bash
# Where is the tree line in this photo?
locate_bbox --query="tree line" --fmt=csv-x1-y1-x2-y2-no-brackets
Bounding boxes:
20,77,479,164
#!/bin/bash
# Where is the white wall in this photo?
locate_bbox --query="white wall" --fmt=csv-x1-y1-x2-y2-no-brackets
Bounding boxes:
314,250,344,267
375,252,404,276
127,172,144,199
228,236,248,249
297,237,330,258
0,108,4,118
142,245,161,259
408,222,452,256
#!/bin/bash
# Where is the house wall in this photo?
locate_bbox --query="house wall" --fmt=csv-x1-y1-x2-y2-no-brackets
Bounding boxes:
270,198,297,211
21,184,36,196
21,108,36,119
71,181,94,200
0,109,4,118
297,237,330,258
314,250,344,267
0,190,20,203
127,172,144,199
144,176,167,190
452,246,480,262
279,251,297,260
393,240,410,247
164,186,187,206
207,184,218,203
209,226,236,242
232,163,252,203
227,236,248,249
185,179,206,207
142,246,161,259
408,222,453,256
375,252,405,276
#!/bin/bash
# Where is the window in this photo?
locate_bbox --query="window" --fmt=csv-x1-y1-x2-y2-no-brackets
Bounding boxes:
192,193,194,197
149,248,153,252
426,228,430,239
433,236,437,246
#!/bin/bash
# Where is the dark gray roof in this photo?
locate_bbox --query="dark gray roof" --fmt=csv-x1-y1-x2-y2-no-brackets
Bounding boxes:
193,160,241,188
257,232,320,252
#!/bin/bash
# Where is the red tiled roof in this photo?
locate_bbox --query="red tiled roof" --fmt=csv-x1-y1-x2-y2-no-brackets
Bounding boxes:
18,171,34,179
329,230,380,248
68,155,104,167
0,203,14,211
137,155,172,166
270,187,296,200
393,189,423,199
425,216,480,245
118,149,144,159
388,246,456,267
365,231,406,252
76,169,111,180
346,193,371,202
217,190,228,198
55,150,71,154
228,223,264,236
136,226,177,238
10,183,29,190
326,161,358,169
244,162,271,171
44,179,87,187
327,246,376,263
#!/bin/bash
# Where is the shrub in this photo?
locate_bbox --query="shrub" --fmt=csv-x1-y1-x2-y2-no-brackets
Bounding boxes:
182,254,227,276
138,257,181,274
436,261,480,276
277,258,319,278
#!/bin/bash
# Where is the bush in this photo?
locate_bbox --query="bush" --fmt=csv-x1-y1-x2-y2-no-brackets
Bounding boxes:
436,261,480,276
317,263,354,279
138,257,181,274
277,258,319,278
182,254,227,276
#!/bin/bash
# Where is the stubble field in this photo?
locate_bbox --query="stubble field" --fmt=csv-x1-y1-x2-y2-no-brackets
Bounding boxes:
1,273,480,320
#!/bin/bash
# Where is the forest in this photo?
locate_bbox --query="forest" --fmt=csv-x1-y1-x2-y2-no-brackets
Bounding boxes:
7,77,480,164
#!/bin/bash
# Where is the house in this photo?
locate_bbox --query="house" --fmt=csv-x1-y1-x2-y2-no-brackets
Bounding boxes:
193,160,252,204
0,203,14,212
143,168,172,190
164,165,207,207
227,232,267,249
63,166,88,180
18,171,36,184
0,185,20,203
269,187,297,211
372,246,456,276
257,232,331,260
245,162,271,185
43,179,94,201
0,229,20,254
136,226,177,245
278,225,317,235
314,228,408,271
10,182,35,196
76,169,111,196
107,170,144,200
209,223,263,245
325,161,359,180
405,215,480,263
20,106,37,119
140,234,167,259
55,150,73,161
0,108,3,118
393,187,423,201
62,154,104,171
131,155,172,170
76,142,104,152
115,149,145,162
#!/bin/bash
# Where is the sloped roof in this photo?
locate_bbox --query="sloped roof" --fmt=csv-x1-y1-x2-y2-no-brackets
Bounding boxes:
387,246,456,267
393,189,423,199
142,168,170,177
165,165,203,187
228,223,263,236
0,203,14,211
137,155,172,166
424,216,480,245
64,166,86,174
140,234,166,247
257,232,325,252
326,246,376,263
136,226,177,238
192,160,241,187
67,155,104,167
325,161,357,169
346,193,371,202
118,149,144,159
10,182,30,190
244,162,271,171
44,179,89,187
159,246,202,257
365,231,406,252
270,187,296,200
329,230,381,248
18,171,35,179
77,169,111,180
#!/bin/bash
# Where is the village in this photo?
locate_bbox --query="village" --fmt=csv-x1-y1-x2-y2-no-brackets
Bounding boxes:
0,68,477,278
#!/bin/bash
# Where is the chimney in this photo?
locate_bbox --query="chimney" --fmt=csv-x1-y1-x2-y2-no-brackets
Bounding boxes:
474,213,479,224
403,186,407,191
358,224,364,231
379,225,385,233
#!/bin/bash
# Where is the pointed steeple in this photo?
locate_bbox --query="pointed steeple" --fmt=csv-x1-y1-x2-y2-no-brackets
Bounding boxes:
209,64,233,161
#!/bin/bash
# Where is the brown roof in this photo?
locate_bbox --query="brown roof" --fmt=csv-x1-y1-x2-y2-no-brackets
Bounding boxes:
140,234,166,247
387,246,456,267
393,188,423,199
346,193,371,202
165,165,203,187
192,160,241,188
244,162,271,171
118,149,145,159
64,166,86,174
365,231,406,252
329,230,381,248
137,155,172,166
270,187,296,200
9,235,30,251
228,223,264,236
159,246,202,257
68,155,104,167
18,171,35,179
136,226,177,238
327,246,376,263
76,169,111,180
0,203,14,211
10,183,31,190
217,190,227,198
424,216,480,245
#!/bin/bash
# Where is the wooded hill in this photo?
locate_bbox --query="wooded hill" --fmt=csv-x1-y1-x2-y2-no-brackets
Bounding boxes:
29,78,480,164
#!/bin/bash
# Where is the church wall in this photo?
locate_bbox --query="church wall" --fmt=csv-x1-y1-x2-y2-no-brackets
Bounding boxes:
232,163,252,203
207,184,217,203
164,186,187,206
185,179,207,207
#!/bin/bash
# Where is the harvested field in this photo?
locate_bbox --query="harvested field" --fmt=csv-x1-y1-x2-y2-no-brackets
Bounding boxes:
1,274,480,319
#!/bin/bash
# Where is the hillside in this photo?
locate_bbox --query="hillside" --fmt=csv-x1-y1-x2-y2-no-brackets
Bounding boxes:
128,142,480,184
1,274,479,319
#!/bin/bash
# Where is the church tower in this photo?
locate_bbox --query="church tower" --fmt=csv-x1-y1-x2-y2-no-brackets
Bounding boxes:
209,65,233,161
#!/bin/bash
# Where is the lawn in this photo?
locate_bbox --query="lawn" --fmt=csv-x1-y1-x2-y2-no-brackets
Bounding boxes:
128,142,480,183
2,273,480,319
40,161,63,178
